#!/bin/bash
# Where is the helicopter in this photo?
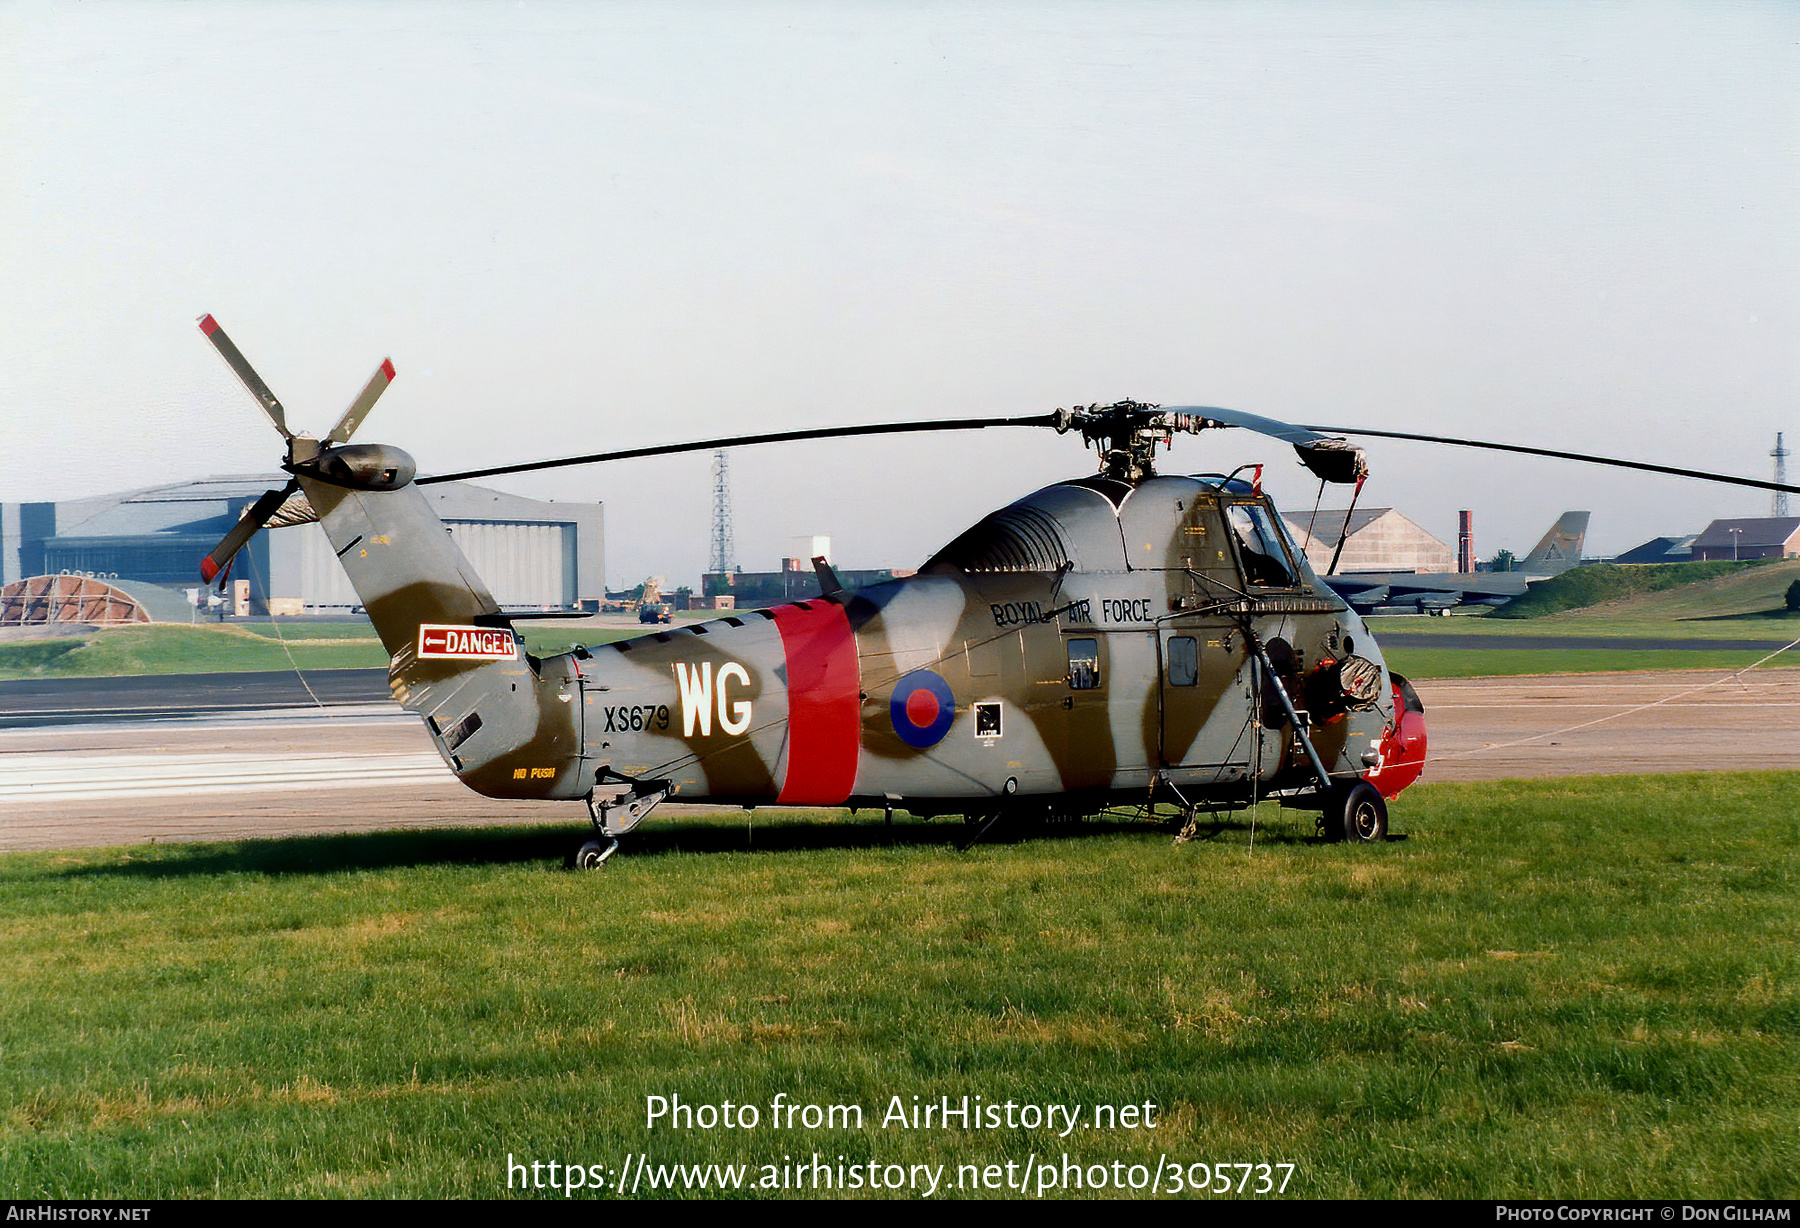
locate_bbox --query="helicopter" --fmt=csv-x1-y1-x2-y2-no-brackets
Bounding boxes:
194,315,1800,868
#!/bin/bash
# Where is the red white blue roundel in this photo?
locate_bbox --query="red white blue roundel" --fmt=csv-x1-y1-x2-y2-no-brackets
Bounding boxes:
890,669,955,748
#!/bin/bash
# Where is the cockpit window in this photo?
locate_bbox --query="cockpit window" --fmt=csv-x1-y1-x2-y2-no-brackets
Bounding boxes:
1225,504,1299,588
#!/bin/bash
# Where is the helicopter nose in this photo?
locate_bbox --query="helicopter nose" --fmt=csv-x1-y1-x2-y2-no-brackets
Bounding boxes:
1368,680,1427,799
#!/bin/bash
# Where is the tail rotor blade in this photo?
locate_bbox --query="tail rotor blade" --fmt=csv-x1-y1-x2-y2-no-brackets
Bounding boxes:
198,314,293,440
325,358,397,444
199,483,295,584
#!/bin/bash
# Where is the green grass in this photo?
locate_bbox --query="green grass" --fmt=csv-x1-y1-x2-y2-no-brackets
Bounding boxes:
0,624,389,680
232,621,386,641
1365,559,1800,666
0,638,87,674
0,622,657,680
1488,561,1765,619
1373,561,1800,641
1370,614,1800,642
1470,557,1800,625
9,562,1797,685
513,626,663,657
2,774,1795,1199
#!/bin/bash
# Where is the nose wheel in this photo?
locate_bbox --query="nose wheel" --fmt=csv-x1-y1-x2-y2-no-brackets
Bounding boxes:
568,838,620,870
1323,781,1388,843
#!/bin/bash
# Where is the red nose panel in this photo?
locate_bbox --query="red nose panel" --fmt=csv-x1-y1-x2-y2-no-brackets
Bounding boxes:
772,601,860,805
1370,681,1427,799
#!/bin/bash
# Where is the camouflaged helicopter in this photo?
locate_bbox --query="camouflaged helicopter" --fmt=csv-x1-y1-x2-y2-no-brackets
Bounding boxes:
195,315,1798,868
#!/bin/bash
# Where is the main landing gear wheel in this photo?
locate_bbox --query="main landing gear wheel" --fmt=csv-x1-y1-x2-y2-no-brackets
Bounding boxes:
1327,781,1388,843
568,838,619,870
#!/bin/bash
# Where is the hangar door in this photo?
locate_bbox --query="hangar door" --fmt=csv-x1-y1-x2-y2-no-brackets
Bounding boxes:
296,520,576,610
445,521,576,608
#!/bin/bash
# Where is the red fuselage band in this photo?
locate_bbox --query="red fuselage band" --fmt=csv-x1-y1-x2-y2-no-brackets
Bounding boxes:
771,602,860,805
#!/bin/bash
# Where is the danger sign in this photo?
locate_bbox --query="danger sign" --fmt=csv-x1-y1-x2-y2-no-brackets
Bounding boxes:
418,624,519,661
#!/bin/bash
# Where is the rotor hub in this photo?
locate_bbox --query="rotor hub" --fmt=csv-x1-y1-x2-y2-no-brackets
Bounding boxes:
1054,400,1205,482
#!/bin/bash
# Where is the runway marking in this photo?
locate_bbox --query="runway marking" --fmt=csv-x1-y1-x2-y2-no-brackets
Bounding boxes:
1426,636,1800,761
0,751,454,803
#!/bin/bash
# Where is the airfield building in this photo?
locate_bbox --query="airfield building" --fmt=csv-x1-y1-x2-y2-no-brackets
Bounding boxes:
1612,535,1697,565
1,476,603,614
1691,517,1800,562
1279,508,1454,575
697,534,902,609
702,559,902,609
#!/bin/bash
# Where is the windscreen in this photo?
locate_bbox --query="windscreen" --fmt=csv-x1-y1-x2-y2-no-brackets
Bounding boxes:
1225,503,1298,588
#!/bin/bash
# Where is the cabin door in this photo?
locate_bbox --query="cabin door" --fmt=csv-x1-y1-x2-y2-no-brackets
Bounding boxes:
1159,623,1256,779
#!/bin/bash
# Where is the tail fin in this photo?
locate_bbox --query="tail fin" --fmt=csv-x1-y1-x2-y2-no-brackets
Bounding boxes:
1520,511,1589,575
297,471,587,800
297,475,500,657
190,314,583,800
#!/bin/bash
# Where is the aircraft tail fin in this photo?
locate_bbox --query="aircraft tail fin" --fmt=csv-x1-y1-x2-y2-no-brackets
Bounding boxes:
297,474,502,661
1520,511,1589,575
191,316,583,801
297,469,588,801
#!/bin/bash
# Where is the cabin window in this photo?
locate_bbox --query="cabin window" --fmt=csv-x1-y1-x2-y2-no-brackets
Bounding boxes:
1166,636,1198,687
1226,504,1298,588
1067,638,1101,690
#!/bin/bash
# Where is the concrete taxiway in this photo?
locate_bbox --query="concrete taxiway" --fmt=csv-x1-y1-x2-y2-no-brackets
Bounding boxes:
1,667,1796,851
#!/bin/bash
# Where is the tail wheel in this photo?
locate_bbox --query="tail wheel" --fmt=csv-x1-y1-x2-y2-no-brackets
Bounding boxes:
1329,781,1388,843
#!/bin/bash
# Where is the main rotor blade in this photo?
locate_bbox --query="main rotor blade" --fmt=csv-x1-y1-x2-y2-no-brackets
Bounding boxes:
199,483,296,583
325,358,397,444
1158,405,1367,483
1164,404,1334,446
416,414,1060,486
1301,425,1800,496
198,314,292,440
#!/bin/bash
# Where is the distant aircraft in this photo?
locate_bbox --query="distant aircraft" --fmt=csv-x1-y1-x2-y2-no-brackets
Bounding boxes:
1318,512,1589,614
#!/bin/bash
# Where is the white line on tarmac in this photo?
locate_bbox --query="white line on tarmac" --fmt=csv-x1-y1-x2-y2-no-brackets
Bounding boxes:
0,751,454,802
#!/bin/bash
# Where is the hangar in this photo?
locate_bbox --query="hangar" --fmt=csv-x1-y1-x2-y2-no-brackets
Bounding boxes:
0,574,195,626
1280,507,1454,575
1,477,603,614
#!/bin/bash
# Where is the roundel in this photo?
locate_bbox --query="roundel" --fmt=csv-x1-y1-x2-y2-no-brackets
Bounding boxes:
889,669,956,748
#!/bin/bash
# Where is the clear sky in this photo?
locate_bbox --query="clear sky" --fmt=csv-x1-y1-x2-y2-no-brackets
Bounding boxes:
3,0,1794,588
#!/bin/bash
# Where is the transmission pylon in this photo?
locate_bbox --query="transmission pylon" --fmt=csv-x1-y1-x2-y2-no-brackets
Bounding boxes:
1774,433,1791,518
709,450,737,575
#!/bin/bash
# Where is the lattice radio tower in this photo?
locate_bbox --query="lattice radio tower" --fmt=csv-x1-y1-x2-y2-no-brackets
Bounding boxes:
1775,433,1791,518
709,449,737,575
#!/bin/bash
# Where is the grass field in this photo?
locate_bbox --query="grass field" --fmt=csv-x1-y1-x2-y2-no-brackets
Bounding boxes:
1543,556,1800,626
0,621,651,681
1363,560,1800,678
1370,559,1800,637
0,624,389,680
5,560,1799,685
8,608,1800,687
3,773,1795,1199
1488,560,1768,619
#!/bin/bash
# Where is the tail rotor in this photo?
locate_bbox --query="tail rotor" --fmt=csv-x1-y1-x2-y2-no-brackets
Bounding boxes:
195,314,396,583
